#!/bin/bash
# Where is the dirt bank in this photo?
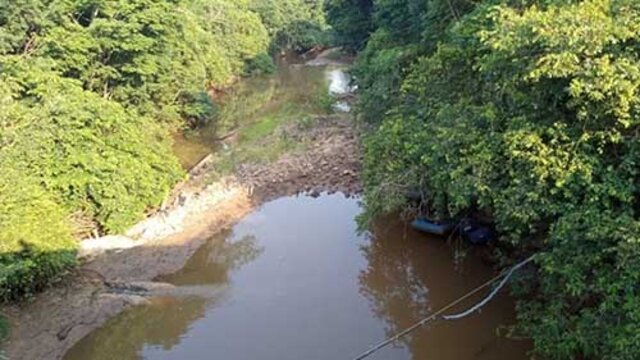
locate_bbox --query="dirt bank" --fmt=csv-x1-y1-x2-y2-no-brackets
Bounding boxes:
236,115,362,201
1,114,361,360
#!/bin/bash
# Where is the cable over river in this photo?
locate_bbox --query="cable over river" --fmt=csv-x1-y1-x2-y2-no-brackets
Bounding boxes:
64,194,530,360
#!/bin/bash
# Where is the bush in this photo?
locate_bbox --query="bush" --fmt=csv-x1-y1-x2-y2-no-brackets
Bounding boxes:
244,53,277,76
0,170,77,302
272,20,330,52
1,57,184,233
324,0,374,51
180,91,219,128
251,0,329,52
351,30,420,123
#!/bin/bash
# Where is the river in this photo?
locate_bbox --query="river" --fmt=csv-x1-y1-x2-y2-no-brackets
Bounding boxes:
64,194,529,360
171,56,348,170
62,55,530,360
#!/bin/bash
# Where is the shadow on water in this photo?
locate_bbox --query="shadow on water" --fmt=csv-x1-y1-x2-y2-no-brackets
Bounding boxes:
64,231,263,360
64,194,530,360
159,232,263,286
359,220,529,359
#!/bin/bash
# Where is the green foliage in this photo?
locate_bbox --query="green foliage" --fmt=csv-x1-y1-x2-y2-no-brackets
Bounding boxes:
351,30,421,122
1,57,184,233
0,168,77,301
340,0,640,358
251,0,329,52
190,0,270,80
515,208,640,359
0,0,328,302
343,0,477,122
244,53,277,76
324,0,374,50
180,91,218,128
0,0,274,120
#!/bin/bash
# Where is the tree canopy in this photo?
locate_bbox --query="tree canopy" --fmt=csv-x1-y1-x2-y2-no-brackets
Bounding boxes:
0,0,326,300
327,0,640,358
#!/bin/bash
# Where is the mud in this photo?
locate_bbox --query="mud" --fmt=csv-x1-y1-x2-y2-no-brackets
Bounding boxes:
1,112,361,360
236,115,362,202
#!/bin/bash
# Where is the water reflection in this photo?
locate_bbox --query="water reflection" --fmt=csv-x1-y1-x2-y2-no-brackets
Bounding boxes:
359,218,530,359
64,231,263,360
160,231,263,286
64,297,210,360
327,68,351,95
173,63,327,169
359,221,433,339
65,194,529,360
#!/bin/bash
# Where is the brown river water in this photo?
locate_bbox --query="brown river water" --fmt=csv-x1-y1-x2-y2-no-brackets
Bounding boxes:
64,194,530,360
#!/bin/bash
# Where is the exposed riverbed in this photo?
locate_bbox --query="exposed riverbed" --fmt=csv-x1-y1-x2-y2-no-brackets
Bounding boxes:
172,53,352,171
65,194,529,360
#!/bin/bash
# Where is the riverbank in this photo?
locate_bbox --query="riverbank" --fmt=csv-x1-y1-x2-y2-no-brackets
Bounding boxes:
1,101,361,360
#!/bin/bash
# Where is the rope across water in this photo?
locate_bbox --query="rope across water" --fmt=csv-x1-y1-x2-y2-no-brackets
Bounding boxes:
352,255,536,360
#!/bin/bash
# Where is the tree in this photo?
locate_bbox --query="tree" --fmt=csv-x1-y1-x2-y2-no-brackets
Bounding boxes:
0,0,325,301
343,0,640,358
324,0,374,50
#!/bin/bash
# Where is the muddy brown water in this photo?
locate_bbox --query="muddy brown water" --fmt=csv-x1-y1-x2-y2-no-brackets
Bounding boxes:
64,194,530,360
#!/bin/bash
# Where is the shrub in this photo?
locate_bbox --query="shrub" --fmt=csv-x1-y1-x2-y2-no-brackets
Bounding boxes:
180,91,219,128
251,0,329,52
0,169,77,302
324,0,374,51
244,53,277,76
1,57,184,233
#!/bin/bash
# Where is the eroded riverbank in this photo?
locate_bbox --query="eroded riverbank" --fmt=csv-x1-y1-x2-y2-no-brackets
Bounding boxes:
2,110,361,359
2,49,361,359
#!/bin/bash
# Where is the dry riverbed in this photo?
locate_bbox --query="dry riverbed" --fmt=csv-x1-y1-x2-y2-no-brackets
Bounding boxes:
1,112,361,360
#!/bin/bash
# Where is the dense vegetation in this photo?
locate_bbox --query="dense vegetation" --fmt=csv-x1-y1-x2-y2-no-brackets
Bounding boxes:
326,0,640,358
0,0,326,301
251,0,329,52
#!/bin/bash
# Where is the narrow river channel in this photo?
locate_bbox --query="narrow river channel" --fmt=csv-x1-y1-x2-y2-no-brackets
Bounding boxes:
171,56,345,170
65,194,529,360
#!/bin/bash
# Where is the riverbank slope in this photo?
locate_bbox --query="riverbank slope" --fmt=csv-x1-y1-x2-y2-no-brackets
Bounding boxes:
2,57,361,359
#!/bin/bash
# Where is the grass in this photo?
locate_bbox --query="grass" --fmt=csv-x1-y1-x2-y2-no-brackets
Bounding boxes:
239,114,286,143
209,103,308,176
